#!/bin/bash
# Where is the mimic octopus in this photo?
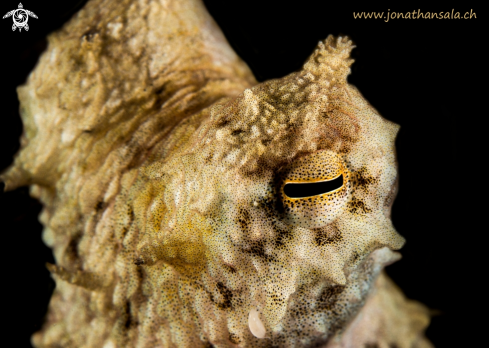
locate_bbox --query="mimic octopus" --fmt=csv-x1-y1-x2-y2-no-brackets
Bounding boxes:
1,0,432,347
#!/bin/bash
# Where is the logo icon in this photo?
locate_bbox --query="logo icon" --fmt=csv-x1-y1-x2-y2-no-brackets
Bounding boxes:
3,3,38,32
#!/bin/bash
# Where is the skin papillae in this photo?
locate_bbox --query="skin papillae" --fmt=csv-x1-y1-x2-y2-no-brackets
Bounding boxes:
1,0,432,347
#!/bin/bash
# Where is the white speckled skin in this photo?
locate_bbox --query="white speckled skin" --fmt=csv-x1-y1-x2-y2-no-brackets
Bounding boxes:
1,0,431,347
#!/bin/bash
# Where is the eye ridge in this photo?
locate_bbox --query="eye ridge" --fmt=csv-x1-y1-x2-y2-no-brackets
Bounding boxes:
284,174,344,199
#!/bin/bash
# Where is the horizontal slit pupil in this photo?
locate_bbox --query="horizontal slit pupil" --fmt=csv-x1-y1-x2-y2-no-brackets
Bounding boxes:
284,175,344,198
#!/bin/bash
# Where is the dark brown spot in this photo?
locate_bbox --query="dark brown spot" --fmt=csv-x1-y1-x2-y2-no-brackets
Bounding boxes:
216,282,233,310
353,167,377,192
95,201,104,211
317,285,345,311
134,258,145,266
365,344,380,348
155,85,166,95
231,129,244,136
216,118,230,127
347,197,372,215
124,301,132,329
64,234,82,268
237,207,251,230
274,223,291,247
229,333,241,344
81,28,98,42
314,224,343,246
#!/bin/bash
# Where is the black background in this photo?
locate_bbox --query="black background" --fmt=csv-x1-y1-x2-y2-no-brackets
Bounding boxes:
0,1,484,347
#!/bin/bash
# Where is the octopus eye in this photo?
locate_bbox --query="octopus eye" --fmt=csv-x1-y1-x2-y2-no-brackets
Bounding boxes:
283,174,344,198
280,151,350,228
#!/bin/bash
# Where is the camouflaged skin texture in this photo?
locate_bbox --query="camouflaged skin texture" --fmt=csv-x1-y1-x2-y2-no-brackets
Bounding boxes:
1,0,432,347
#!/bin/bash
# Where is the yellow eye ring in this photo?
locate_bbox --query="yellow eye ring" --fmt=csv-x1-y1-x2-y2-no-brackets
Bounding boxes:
283,173,344,199
279,150,351,228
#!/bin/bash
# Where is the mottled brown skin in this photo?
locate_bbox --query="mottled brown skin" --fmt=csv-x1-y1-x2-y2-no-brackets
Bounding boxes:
1,0,432,347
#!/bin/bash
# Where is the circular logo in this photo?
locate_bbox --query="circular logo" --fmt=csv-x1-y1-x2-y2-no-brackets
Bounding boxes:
13,9,28,27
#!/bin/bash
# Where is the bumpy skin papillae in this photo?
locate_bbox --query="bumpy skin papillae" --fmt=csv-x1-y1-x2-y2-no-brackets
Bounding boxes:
1,0,431,347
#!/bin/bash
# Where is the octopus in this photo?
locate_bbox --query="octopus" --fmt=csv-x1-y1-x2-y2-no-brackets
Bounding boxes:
1,0,432,347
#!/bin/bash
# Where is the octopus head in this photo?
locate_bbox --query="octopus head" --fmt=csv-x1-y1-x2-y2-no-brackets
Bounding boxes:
133,36,404,346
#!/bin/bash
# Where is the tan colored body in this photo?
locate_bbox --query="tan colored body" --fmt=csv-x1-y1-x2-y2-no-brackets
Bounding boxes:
1,0,431,347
